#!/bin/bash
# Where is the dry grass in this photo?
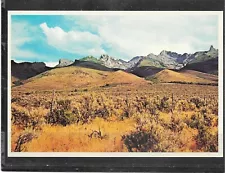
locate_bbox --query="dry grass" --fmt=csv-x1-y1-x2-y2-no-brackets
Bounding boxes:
24,118,135,152
14,67,149,91
151,69,216,84
181,70,218,82
11,82,218,152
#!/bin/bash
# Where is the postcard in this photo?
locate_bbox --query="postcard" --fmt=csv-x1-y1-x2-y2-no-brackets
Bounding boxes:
8,11,223,157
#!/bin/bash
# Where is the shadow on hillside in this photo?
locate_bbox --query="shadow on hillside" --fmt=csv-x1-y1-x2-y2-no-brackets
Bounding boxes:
70,60,118,72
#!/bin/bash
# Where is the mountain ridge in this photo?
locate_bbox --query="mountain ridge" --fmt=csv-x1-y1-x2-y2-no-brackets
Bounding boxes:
11,60,51,80
11,45,218,83
53,45,218,71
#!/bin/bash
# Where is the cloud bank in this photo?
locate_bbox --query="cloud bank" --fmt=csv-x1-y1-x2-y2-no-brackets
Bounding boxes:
64,14,218,59
12,13,219,62
40,22,106,57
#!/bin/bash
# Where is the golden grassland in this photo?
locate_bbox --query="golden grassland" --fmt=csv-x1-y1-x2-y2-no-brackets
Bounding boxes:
181,70,218,82
14,67,149,91
11,83,218,152
151,69,217,84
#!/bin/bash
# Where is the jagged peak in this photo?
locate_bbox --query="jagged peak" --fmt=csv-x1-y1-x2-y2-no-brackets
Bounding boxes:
100,54,109,57
59,58,73,63
147,53,156,57
159,50,168,56
57,58,73,67
100,54,112,59
100,54,119,62
209,45,216,52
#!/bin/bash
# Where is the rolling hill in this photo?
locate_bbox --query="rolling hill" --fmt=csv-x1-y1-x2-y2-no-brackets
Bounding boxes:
147,69,217,84
14,66,149,91
180,70,218,82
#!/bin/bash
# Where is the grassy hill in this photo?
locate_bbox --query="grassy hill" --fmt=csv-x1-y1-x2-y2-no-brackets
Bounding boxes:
80,56,102,64
138,58,165,68
147,69,217,84
104,70,148,85
14,66,149,91
180,70,218,82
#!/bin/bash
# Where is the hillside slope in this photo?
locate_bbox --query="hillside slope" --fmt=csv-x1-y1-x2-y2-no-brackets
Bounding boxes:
127,66,164,78
14,66,149,90
182,57,218,75
147,69,217,84
180,70,218,82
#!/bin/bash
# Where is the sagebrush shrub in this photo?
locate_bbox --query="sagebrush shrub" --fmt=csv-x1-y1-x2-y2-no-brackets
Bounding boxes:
122,130,158,152
45,99,76,126
11,105,44,130
190,97,205,108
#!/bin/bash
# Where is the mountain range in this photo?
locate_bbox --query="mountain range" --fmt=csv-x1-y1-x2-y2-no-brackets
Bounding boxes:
56,45,217,69
11,45,218,87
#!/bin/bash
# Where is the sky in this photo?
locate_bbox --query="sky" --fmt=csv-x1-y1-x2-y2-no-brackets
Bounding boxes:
11,13,219,67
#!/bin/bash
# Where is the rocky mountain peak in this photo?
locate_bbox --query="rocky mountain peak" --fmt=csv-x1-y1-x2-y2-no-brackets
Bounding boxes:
159,50,181,59
147,53,155,57
99,54,128,69
100,54,114,61
57,58,73,67
159,50,168,56
209,45,216,52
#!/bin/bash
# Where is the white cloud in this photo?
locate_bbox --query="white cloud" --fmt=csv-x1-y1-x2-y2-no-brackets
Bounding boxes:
40,23,106,56
11,21,62,62
11,21,45,59
44,61,59,67
66,14,218,59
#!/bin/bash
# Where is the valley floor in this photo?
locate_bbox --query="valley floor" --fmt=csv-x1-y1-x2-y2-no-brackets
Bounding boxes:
11,83,218,152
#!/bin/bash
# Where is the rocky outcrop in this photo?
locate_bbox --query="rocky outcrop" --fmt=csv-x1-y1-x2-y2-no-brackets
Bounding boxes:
56,58,73,67
99,54,129,69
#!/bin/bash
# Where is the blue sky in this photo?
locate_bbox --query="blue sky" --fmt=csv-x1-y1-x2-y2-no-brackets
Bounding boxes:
11,13,219,67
